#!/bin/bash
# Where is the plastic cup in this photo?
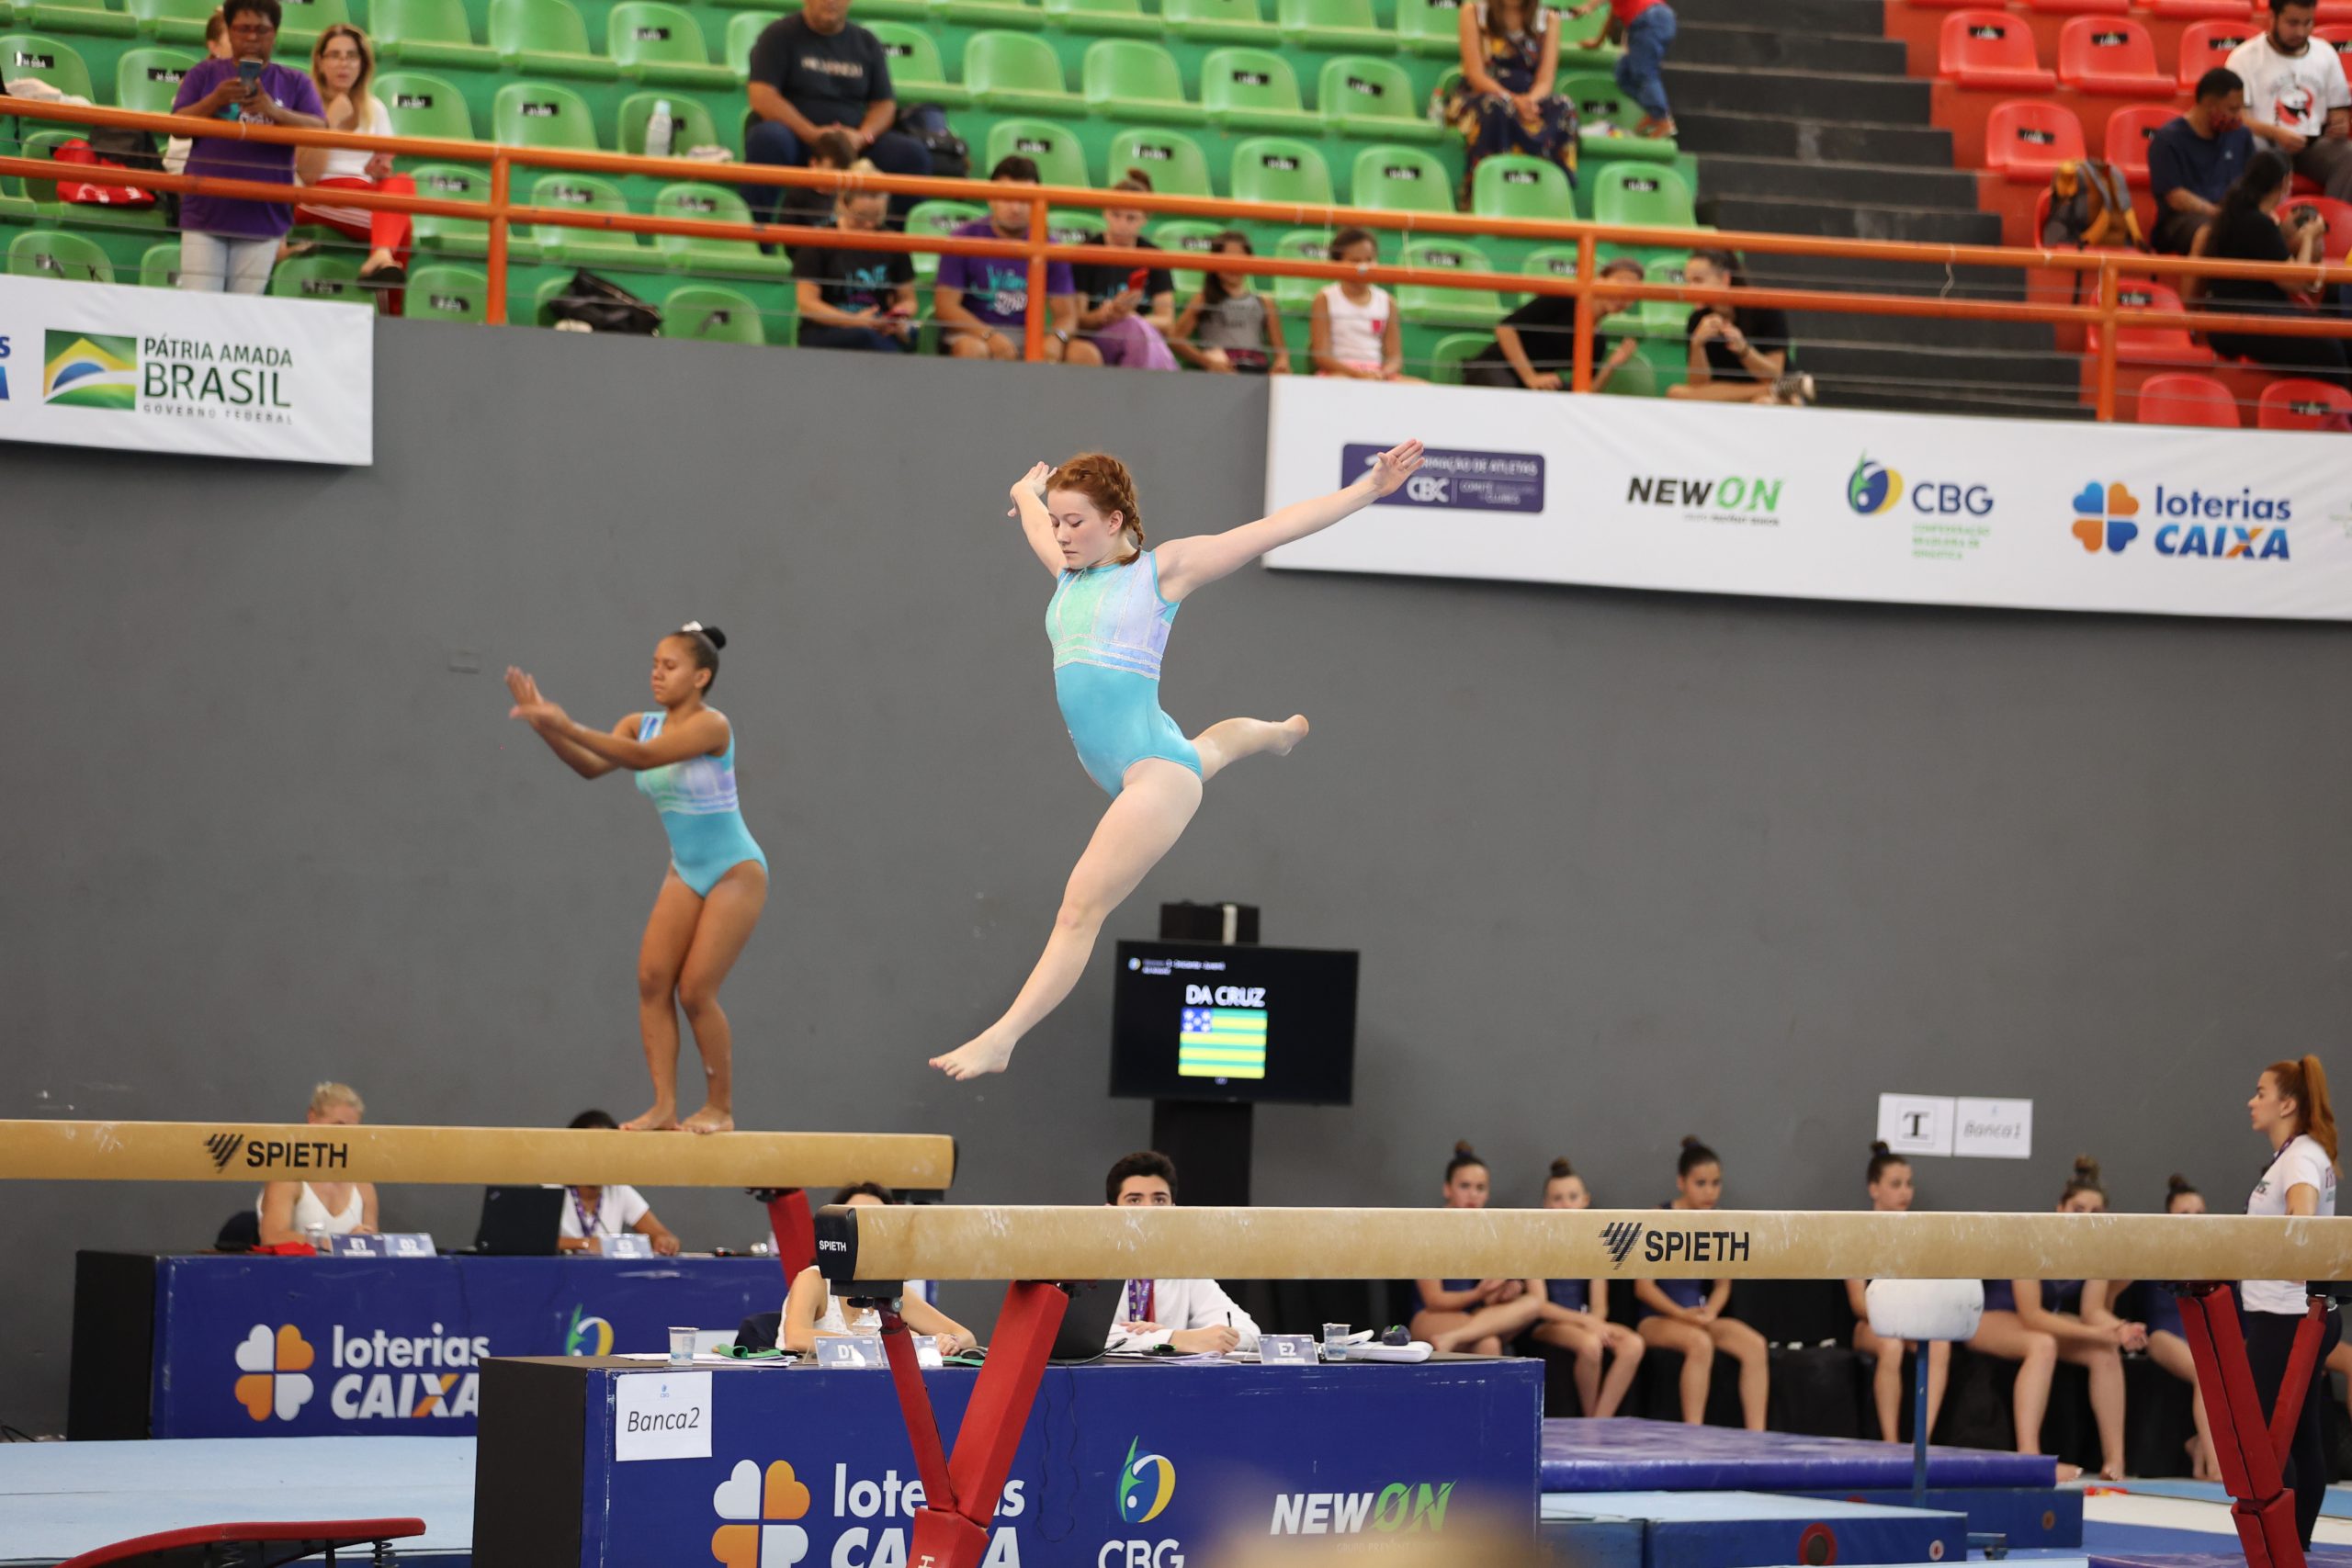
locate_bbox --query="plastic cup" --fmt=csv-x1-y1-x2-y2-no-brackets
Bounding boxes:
1322,1323,1350,1361
668,1325,696,1366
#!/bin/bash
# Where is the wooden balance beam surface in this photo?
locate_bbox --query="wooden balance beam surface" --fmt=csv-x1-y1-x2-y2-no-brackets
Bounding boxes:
815,1205,2352,1284
0,1121,956,1190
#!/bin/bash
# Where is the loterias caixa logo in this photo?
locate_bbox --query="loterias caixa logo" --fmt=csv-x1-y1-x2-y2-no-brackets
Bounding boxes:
201,1128,350,1175
1598,1222,1753,1272
232,1325,317,1421
2072,479,2291,559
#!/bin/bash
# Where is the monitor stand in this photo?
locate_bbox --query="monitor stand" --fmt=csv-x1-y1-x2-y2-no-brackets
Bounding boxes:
1150,901,1259,1207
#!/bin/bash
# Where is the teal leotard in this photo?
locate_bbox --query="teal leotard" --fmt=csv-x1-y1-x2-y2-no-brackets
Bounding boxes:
1048,551,1204,797
634,710,767,896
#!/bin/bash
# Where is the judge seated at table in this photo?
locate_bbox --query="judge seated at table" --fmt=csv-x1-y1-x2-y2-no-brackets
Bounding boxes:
256,1082,379,1248
556,1110,683,1255
782,1183,974,1353
1103,1151,1261,1355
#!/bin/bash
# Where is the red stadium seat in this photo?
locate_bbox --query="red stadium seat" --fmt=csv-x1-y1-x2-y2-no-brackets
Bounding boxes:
1939,10,2057,89
2087,280,2216,364
2026,0,2129,13
1906,0,1982,9
2105,104,2177,186
1987,98,2088,180
2137,373,2242,425
2145,0,2256,17
2255,378,2352,429
2320,23,2352,60
2058,16,2176,95
2177,18,2258,88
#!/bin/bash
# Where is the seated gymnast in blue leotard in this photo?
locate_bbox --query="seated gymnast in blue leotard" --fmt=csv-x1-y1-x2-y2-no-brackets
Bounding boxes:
1963,1155,2139,1481
1634,1136,1770,1429
2112,1174,2215,1479
931,440,1428,1080
1527,1157,1645,1416
505,624,768,1133
1408,1143,1546,1355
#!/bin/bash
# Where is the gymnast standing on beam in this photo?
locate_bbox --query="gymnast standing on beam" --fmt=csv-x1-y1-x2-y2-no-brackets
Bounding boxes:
1525,1156,1645,1416
1409,1144,1544,1355
2242,1055,2342,1547
505,625,767,1134
931,440,1426,1080
1846,1143,1949,1446
1634,1136,1770,1430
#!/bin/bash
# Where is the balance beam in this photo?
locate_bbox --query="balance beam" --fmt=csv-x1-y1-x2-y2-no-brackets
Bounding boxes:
0,1121,956,1190
815,1205,2352,1283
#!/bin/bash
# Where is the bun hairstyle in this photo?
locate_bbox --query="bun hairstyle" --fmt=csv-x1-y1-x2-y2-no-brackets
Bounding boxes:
2265,1055,2340,1169
671,620,725,692
1049,453,1146,562
1866,1140,1906,1185
2165,1172,2201,1212
1548,1156,1577,1181
1445,1141,1487,1181
2062,1154,2105,1202
1113,168,1155,195
1678,1135,1718,1178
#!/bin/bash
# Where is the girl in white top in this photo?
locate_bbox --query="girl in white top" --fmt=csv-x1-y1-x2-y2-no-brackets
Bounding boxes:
256,1082,379,1247
781,1186,972,1354
1309,228,1421,382
290,25,413,288
2243,1055,2342,1548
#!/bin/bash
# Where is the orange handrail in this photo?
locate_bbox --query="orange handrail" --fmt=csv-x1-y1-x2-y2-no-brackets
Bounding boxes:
6,95,2349,415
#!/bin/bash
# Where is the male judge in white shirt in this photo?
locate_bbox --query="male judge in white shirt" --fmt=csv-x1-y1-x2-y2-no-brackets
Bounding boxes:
1102,1151,1261,1355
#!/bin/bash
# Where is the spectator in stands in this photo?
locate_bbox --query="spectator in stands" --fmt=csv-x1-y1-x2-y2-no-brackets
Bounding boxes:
2188,149,2352,389
1464,254,1645,389
1567,0,1675,140
1846,1144,1950,1446
779,126,859,229
555,1110,683,1255
742,0,931,226
1410,1143,1544,1355
1634,1137,1770,1429
2151,70,2255,256
1311,228,1421,381
1073,173,1179,370
1526,1157,1644,1416
792,176,918,353
171,0,327,295
935,156,1100,364
783,1183,974,1352
164,12,233,179
1102,1150,1261,1354
2227,0,2352,204
1173,231,1290,374
1964,1156,2137,1482
1444,0,1577,191
1666,250,1812,405
255,1082,378,1247
2125,1176,2216,1481
291,25,412,293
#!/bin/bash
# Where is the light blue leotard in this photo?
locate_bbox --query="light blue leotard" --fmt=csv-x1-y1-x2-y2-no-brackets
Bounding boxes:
1047,551,1204,797
634,710,767,896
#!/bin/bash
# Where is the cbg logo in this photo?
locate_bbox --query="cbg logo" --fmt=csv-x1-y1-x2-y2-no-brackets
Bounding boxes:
1849,457,1904,514
232,1324,317,1421
1849,455,1993,517
564,1304,615,1357
710,1459,813,1567
1119,1438,1176,1524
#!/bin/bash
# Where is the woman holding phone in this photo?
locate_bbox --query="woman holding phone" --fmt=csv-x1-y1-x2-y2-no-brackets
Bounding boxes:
170,0,326,294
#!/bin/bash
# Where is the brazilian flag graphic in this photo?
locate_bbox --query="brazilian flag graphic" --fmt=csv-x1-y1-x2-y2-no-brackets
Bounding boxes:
44,332,138,411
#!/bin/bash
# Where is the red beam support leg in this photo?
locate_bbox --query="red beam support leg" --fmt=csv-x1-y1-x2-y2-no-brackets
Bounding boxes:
2176,1286,2326,1568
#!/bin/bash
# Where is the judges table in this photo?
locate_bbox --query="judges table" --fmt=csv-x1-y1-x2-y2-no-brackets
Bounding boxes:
473,1353,1543,1568
68,1250,787,1439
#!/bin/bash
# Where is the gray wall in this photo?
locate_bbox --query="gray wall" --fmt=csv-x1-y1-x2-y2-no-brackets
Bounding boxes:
5,322,2347,1430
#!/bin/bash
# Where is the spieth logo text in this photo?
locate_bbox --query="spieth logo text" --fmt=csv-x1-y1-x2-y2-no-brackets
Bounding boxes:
1598,1225,1752,1271
2071,480,2291,558
1103,1437,1182,1568
202,1130,350,1172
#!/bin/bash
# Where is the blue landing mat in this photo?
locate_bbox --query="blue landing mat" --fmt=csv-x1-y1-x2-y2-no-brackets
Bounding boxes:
2089,1547,2352,1568
1544,1418,2061,1492
1542,1490,1967,1568
2122,1481,2352,1521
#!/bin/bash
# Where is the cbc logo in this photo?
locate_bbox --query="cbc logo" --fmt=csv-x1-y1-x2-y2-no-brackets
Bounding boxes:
1099,1544,1182,1568
1404,474,1451,502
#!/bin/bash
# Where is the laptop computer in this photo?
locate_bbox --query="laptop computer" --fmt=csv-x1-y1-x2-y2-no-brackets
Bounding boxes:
473,1185,564,1256
1049,1280,1122,1364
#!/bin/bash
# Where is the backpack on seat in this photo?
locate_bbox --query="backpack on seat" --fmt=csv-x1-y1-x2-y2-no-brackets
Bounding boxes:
2043,158,2143,249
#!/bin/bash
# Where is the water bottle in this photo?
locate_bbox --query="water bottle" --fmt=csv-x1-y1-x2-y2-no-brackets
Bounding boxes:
646,99,674,160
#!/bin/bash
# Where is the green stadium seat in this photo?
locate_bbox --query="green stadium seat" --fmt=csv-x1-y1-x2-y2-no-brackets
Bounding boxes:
1046,205,1102,245
1046,0,1158,37
1592,161,1694,228
378,72,478,140
1162,0,1273,44
1146,215,1223,293
1397,235,1500,325
276,0,350,53
984,117,1089,187
1555,1,1618,60
607,2,731,87
1519,242,1576,288
833,0,930,22
723,10,775,74
495,80,603,151
1602,351,1657,396
651,180,794,274
20,0,132,40
407,262,491,321
1560,69,1673,160
936,0,1044,29
373,0,498,69
1393,0,1463,57
1200,47,1320,133
1425,330,1488,384
7,226,111,280
0,33,95,99
114,45,197,114
667,281,769,343
965,30,1075,114
271,253,368,301
409,161,537,257
1612,255,1692,338
126,0,210,45
617,90,720,154
1227,135,1331,204
1270,224,1334,312
1318,55,1442,141
18,129,165,228
1470,152,1571,220
1276,0,1385,51
492,0,619,79
0,173,33,222
1082,38,1204,126
527,170,645,265
1107,127,1212,196
868,20,966,106
138,239,179,285
1350,142,1451,211
904,196,980,280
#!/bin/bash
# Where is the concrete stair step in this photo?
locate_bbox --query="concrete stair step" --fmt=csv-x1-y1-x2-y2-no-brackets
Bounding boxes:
1670,23,1909,75
1698,153,1984,210
1663,62,1930,123
1672,109,1954,166
1705,194,2004,245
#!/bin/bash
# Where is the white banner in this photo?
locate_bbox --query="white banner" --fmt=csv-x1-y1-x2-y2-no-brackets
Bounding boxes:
0,273,372,465
1263,378,2352,620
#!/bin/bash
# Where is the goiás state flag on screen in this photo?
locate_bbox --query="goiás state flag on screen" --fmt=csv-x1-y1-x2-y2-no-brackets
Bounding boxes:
1179,1007,1267,1078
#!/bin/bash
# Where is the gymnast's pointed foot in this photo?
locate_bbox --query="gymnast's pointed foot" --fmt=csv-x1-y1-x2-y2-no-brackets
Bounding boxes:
622,1104,679,1132
681,1105,735,1134
932,1032,1017,1080
1275,714,1310,755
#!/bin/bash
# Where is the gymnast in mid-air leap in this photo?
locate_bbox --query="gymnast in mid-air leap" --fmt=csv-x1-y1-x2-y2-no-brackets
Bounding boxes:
931,439,1426,1081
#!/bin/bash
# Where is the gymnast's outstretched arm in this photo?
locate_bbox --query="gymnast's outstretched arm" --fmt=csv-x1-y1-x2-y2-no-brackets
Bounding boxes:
1155,438,1425,602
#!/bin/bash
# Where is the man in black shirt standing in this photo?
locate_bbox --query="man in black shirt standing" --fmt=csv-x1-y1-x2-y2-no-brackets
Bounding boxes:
743,0,931,223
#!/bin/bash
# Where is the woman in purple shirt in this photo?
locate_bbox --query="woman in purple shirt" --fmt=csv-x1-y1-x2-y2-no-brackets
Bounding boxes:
171,0,326,294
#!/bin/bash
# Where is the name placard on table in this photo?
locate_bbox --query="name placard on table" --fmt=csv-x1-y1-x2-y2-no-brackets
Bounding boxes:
324,1233,435,1258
